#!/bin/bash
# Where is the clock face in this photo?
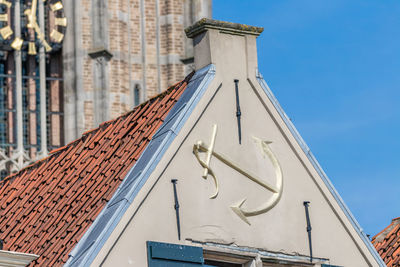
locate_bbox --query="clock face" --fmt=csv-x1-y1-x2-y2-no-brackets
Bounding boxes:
0,0,67,54
0,0,14,49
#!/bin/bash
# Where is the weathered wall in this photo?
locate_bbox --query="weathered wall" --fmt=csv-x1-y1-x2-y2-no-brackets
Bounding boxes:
63,0,212,142
91,28,380,266
97,73,370,267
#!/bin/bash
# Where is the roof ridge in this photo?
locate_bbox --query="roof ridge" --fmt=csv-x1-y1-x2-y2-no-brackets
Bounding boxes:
0,73,194,187
373,217,400,243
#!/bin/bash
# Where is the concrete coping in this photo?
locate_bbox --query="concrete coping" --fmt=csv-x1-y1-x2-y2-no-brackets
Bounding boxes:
0,250,39,267
185,18,264,38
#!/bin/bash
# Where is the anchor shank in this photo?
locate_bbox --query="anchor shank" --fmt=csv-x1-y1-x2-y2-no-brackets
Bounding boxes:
197,143,278,193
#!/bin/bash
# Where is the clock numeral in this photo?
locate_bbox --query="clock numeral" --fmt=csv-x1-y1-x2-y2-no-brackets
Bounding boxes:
11,38,23,50
0,25,13,39
55,17,67,27
0,0,12,8
42,39,52,52
28,42,37,55
50,1,63,11
0,14,8,21
50,29,64,43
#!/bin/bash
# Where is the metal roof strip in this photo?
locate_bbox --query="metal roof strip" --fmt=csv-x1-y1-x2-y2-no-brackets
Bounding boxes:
255,69,385,267
65,64,216,266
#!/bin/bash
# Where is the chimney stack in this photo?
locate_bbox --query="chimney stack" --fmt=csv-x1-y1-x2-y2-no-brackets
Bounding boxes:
185,19,263,78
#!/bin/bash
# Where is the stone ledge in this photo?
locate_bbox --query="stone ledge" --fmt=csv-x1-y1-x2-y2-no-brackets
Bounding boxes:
0,250,39,267
185,18,264,38
88,47,113,61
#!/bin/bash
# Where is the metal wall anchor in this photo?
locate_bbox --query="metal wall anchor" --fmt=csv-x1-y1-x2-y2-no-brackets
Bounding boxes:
303,201,313,263
234,79,242,144
171,179,181,240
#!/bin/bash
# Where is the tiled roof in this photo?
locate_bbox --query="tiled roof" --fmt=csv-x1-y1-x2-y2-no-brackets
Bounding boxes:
0,73,193,266
372,217,400,266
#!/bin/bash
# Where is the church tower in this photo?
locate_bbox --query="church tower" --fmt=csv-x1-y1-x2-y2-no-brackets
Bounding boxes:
0,0,212,178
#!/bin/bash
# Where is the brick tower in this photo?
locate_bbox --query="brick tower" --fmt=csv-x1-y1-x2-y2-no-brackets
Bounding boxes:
0,0,212,177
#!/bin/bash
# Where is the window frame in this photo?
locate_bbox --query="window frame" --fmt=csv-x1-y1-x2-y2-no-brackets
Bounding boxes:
147,241,333,267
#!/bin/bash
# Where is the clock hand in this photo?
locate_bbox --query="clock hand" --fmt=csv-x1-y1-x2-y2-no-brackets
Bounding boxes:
32,20,52,52
31,0,38,19
32,21,43,39
25,0,38,28
27,0,38,28
24,8,33,28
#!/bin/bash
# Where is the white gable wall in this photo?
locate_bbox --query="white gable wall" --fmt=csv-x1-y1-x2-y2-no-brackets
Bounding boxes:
90,22,381,267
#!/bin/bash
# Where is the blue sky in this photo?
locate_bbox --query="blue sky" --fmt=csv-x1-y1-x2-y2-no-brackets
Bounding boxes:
214,0,400,236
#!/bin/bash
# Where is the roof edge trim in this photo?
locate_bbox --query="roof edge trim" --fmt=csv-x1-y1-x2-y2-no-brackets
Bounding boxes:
65,64,216,267
255,70,385,267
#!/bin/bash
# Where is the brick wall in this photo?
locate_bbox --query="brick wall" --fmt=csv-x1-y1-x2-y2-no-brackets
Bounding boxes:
63,0,211,137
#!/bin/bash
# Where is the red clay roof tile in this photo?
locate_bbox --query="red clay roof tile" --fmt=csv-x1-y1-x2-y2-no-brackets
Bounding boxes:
0,73,193,266
373,217,400,267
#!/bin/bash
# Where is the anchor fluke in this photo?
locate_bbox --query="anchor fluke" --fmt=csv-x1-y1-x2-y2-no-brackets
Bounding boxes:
231,198,251,225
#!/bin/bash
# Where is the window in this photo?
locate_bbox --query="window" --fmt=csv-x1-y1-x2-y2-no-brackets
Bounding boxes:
147,241,329,267
134,84,140,106
147,241,203,266
147,242,242,267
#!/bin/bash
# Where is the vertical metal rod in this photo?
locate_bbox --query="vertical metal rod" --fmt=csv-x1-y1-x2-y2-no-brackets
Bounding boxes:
234,79,241,144
126,0,133,107
171,179,181,240
39,0,47,156
139,0,147,102
14,0,23,167
303,201,313,263
155,0,161,94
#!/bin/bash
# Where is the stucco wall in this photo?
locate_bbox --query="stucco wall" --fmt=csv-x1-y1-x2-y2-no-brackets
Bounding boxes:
93,30,377,266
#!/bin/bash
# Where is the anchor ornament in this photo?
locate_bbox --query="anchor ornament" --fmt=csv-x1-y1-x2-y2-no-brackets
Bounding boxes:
193,124,283,225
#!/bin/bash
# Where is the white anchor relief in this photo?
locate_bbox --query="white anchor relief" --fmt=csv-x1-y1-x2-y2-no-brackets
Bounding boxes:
193,124,283,225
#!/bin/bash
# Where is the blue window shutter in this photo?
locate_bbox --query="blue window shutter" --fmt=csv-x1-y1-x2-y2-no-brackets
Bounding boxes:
147,241,204,267
321,264,343,267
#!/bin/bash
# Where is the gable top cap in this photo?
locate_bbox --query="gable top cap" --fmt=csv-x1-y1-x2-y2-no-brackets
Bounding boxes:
185,18,264,38
185,18,263,72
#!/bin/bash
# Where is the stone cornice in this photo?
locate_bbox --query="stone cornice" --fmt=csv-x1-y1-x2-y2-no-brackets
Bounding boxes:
185,18,264,38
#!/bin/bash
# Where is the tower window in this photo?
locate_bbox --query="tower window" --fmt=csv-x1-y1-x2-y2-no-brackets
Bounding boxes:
134,84,140,106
